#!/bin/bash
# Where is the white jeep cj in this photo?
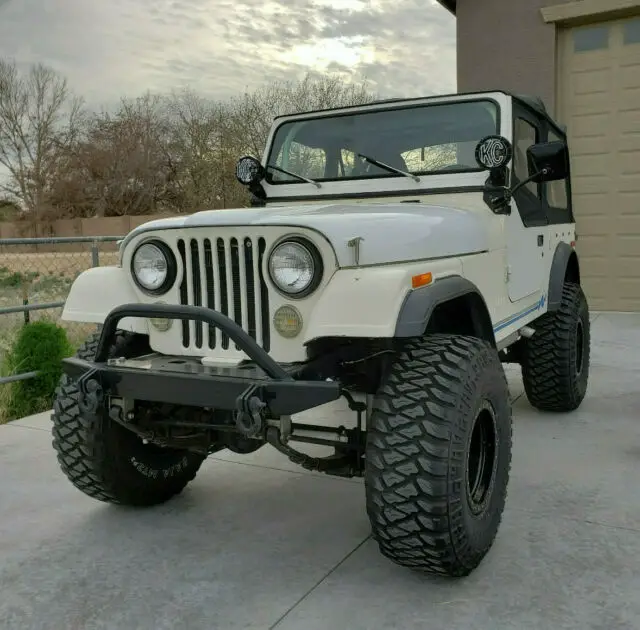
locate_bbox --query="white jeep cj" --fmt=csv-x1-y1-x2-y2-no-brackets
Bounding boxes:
53,90,590,577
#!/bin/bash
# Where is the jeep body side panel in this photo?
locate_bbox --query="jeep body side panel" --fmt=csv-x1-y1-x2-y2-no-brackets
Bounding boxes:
61,266,149,334
547,241,580,311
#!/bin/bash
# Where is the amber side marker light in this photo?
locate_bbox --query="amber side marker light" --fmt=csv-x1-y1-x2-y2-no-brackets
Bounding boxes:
412,272,433,289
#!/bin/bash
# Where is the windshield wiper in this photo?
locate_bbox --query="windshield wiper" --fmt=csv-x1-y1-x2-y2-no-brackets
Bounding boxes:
356,153,420,183
266,164,321,188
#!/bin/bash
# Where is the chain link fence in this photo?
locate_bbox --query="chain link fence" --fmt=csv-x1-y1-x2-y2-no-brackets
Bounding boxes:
0,236,124,383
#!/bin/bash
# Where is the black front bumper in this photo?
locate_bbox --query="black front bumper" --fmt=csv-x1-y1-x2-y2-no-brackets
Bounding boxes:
62,303,342,419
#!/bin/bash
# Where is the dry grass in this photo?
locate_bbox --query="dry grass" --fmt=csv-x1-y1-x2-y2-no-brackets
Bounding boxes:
0,250,114,422
0,251,119,277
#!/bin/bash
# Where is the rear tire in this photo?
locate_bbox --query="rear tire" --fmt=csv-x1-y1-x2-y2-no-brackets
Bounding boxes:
521,282,590,412
365,334,513,577
51,331,206,506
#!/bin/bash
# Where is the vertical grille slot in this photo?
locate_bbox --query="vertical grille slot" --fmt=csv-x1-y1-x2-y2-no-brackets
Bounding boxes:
230,238,242,349
190,239,203,349
217,238,230,349
244,238,257,342
177,240,189,347
258,238,270,352
177,235,270,354
204,239,216,349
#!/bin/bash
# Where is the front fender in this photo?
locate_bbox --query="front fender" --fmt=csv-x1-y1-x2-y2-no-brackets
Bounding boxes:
303,259,463,341
62,266,149,334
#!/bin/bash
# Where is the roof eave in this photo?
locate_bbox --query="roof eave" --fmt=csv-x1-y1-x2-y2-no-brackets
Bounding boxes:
436,0,456,15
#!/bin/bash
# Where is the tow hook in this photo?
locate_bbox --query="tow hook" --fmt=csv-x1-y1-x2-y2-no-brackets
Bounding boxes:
76,369,104,416
234,385,267,438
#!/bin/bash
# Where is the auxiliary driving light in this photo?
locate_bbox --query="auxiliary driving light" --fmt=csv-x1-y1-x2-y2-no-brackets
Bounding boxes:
149,301,173,332
149,317,173,332
273,305,303,338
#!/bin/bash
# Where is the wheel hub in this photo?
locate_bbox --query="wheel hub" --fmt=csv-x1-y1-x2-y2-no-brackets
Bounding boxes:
466,401,498,515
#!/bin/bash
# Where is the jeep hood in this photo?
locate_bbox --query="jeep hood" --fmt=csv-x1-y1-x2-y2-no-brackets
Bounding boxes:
124,203,489,267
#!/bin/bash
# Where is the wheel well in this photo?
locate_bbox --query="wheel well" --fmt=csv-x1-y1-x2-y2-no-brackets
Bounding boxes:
424,293,496,347
565,251,580,285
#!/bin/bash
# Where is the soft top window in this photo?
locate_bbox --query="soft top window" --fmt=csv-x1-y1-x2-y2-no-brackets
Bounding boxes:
266,99,499,184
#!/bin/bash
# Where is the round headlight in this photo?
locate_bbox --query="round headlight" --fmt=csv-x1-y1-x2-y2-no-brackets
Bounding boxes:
131,241,174,294
268,240,321,298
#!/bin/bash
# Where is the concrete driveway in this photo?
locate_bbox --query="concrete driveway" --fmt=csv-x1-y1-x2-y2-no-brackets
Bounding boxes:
1,312,639,630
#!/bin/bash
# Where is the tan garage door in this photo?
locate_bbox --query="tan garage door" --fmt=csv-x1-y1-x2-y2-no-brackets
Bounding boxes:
559,15,640,312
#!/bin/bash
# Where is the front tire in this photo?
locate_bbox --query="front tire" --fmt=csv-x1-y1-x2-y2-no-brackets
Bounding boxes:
521,282,590,412
51,330,206,506
365,334,513,577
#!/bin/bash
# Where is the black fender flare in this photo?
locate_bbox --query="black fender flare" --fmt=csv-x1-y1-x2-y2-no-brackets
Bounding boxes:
547,242,579,311
394,275,496,346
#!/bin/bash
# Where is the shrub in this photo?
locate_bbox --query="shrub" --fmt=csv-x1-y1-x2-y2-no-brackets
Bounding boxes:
1,321,74,422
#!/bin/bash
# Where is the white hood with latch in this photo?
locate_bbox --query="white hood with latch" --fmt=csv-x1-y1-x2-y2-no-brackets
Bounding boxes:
123,202,489,267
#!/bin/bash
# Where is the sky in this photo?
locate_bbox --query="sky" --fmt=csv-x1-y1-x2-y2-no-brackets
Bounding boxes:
0,0,456,108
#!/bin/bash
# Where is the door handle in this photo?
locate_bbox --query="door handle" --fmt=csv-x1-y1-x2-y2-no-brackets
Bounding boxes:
537,234,544,247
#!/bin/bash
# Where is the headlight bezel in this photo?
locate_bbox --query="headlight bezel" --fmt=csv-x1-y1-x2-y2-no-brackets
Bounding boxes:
267,236,324,300
130,239,177,296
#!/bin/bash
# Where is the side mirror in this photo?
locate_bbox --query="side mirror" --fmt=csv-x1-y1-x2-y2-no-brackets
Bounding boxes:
474,135,513,171
235,156,265,186
526,141,569,183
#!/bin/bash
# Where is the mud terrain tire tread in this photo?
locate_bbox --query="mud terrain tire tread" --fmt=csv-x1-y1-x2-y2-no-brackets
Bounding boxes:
521,282,590,412
51,330,205,506
365,334,513,577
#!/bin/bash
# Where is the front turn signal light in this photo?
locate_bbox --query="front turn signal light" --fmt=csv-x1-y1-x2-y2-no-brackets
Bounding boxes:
411,272,433,289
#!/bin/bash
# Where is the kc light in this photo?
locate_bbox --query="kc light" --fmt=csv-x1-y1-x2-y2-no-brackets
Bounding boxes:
235,156,265,185
268,239,322,298
131,240,176,295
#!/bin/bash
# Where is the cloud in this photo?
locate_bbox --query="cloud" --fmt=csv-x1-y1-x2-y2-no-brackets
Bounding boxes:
0,0,456,107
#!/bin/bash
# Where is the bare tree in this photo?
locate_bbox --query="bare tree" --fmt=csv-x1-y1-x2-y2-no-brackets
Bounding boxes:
4,69,378,220
227,73,377,158
51,92,175,217
163,89,233,211
0,59,84,214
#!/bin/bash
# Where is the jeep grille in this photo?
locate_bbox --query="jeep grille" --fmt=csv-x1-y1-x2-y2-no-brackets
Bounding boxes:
176,237,270,352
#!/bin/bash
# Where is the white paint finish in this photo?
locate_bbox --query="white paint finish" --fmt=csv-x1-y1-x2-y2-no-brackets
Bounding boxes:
61,91,580,365
120,226,338,363
304,260,463,341
122,202,490,268
505,210,546,302
459,250,508,322
496,98,545,302
460,247,546,344
61,267,148,335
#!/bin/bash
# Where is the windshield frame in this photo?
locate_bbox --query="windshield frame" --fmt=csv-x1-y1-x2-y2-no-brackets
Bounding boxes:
263,96,502,187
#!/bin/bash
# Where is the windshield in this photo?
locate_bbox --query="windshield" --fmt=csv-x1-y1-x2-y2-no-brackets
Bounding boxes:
266,99,499,185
